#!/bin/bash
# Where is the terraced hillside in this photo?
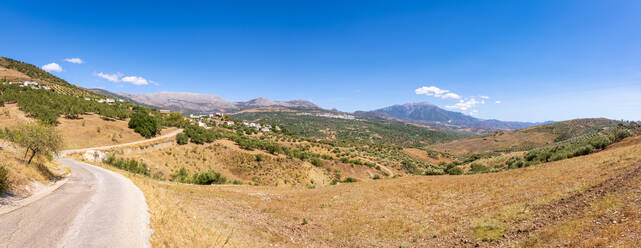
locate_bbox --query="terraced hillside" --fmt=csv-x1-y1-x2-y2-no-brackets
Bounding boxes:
0,57,93,97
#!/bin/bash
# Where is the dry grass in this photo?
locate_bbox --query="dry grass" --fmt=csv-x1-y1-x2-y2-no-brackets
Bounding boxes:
103,136,641,247
0,103,176,149
112,140,380,186
0,104,31,130
402,147,452,164
430,130,555,155
0,140,68,196
56,113,177,149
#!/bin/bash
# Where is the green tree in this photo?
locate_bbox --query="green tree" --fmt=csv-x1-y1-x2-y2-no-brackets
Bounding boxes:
14,122,63,164
128,110,160,138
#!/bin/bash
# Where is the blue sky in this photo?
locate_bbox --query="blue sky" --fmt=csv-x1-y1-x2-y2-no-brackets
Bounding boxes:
1,0,640,122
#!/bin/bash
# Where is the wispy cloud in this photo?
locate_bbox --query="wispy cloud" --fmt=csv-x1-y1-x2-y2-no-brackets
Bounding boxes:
42,63,62,72
415,86,461,99
96,72,122,82
480,95,489,99
121,76,149,85
95,72,152,85
495,100,502,104
446,98,485,111
64,58,84,64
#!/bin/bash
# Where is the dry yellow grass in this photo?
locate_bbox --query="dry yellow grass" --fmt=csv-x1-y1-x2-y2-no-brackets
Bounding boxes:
430,130,556,155
402,147,453,164
56,113,177,149
112,140,381,186
104,136,641,247
0,104,31,129
0,140,68,195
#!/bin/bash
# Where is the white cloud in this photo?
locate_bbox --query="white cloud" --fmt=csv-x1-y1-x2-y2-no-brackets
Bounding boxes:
95,72,150,85
415,86,461,99
96,72,122,82
42,63,62,72
121,76,149,85
480,95,490,99
442,93,461,99
446,98,485,111
64,58,84,64
495,100,502,104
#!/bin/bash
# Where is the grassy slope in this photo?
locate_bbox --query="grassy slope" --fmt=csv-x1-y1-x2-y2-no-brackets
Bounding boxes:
430,118,621,156
118,136,641,247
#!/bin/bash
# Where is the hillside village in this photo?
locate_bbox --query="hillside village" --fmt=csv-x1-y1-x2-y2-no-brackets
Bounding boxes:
186,112,281,133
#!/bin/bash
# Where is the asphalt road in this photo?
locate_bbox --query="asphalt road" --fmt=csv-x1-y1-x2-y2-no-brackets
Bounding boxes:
0,130,184,248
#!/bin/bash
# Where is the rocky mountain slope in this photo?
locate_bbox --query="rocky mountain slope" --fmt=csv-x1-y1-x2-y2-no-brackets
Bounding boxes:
118,92,319,113
356,102,540,130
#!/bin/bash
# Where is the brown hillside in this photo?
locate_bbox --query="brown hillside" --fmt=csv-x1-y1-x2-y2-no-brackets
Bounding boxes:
430,118,621,155
121,135,641,247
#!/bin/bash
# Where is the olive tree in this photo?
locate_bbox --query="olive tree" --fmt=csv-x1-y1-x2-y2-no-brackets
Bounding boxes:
14,122,64,164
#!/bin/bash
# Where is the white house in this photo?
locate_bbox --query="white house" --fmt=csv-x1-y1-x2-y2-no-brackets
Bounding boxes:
225,121,234,126
84,97,91,101
105,98,115,103
198,121,207,128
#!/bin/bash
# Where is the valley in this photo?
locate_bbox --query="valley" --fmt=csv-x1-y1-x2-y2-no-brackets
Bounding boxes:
0,56,639,248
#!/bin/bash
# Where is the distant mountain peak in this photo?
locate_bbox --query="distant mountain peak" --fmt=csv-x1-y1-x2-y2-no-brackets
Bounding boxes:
356,102,538,131
117,92,320,113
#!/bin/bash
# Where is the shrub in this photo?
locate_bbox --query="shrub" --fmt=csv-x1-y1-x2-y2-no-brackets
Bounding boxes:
103,154,149,175
372,174,381,180
0,166,9,194
171,167,191,183
255,154,265,162
424,167,445,175
176,133,188,145
506,156,525,169
342,177,358,183
612,129,631,142
193,170,227,185
469,163,490,173
446,166,464,175
310,157,323,167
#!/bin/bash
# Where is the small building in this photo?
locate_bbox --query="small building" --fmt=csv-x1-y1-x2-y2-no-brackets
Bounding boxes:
261,127,270,132
159,109,171,114
105,98,115,103
225,121,234,126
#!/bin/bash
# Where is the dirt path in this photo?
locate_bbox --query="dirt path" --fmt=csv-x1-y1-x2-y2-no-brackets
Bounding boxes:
60,128,183,155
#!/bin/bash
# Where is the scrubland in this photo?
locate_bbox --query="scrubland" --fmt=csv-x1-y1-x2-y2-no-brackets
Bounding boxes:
112,136,641,247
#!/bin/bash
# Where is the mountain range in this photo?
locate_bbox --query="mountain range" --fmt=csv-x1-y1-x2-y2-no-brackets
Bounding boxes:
355,102,541,130
114,92,319,113
109,91,540,131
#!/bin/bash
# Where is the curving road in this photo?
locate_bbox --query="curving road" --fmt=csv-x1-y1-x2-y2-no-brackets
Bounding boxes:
0,129,181,248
